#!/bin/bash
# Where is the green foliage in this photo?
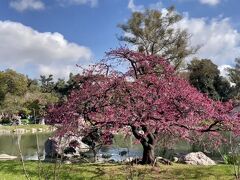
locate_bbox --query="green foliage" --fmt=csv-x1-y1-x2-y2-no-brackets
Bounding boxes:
0,69,61,122
0,69,28,105
223,154,240,165
27,78,40,92
0,118,12,124
188,59,232,101
118,7,197,69
20,119,30,125
39,74,55,93
227,58,240,100
24,91,59,117
0,69,84,123
0,94,26,114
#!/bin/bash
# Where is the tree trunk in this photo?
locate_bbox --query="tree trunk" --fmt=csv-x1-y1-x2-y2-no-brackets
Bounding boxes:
131,125,156,165
142,144,155,165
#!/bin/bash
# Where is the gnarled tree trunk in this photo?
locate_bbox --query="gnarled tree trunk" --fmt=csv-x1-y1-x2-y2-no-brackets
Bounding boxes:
142,144,155,164
131,125,156,165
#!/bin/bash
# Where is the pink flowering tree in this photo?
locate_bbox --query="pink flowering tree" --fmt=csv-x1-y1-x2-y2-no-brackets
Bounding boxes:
47,48,240,165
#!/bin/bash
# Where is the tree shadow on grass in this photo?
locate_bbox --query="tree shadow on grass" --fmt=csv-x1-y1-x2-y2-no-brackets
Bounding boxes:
0,161,104,179
159,165,234,180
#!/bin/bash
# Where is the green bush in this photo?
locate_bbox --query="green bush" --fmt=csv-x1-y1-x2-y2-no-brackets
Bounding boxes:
0,118,12,124
21,119,29,125
223,153,240,165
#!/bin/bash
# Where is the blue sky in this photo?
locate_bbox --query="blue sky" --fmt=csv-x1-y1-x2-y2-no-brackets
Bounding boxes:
0,0,240,79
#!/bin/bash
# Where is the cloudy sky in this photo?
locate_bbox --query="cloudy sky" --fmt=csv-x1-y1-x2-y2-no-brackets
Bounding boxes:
0,0,239,79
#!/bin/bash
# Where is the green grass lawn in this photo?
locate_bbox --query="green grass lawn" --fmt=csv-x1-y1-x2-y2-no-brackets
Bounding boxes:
0,161,235,180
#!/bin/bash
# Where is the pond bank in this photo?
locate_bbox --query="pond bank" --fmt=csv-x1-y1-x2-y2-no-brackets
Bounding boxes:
0,125,56,134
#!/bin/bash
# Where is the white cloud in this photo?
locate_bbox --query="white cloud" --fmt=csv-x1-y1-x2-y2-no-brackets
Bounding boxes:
58,0,98,7
0,21,93,79
218,64,231,77
177,16,240,66
199,0,220,6
10,0,99,11
128,0,164,12
9,0,45,12
128,0,144,12
149,2,163,11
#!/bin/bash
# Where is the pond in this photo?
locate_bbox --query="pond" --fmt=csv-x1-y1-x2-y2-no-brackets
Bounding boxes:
0,133,51,160
0,133,224,161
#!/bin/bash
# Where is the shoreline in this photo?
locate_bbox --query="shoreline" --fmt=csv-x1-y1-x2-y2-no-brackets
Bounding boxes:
0,124,56,135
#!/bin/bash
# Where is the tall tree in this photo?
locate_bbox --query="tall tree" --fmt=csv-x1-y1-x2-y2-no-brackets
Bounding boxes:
0,69,28,105
118,7,197,69
188,59,232,101
24,91,59,119
0,69,28,96
39,74,55,93
48,49,240,165
228,58,240,99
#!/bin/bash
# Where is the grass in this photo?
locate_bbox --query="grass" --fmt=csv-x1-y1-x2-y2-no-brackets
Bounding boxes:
0,124,52,131
0,161,235,180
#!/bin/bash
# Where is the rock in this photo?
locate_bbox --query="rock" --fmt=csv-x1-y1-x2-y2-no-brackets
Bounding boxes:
155,157,172,165
12,115,22,125
102,154,112,159
45,138,59,158
119,150,128,156
63,160,72,164
31,128,37,133
0,154,17,160
124,157,142,165
64,146,77,154
124,157,134,163
173,157,179,162
39,118,45,125
179,152,216,165
13,128,25,134
44,135,90,159
108,159,115,163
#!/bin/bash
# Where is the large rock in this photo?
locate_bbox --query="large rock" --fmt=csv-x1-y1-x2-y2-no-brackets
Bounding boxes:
179,152,216,165
155,156,172,165
39,118,45,125
45,135,90,159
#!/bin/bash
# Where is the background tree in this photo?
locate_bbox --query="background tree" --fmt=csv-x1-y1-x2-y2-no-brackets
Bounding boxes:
228,58,240,99
24,91,59,121
0,69,29,122
47,49,239,165
39,74,55,93
0,94,25,117
188,59,232,101
40,73,80,99
118,7,197,69
0,69,28,102
0,69,60,124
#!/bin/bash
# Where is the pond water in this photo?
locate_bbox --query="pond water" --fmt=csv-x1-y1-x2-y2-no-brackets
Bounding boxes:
0,133,224,161
0,133,51,160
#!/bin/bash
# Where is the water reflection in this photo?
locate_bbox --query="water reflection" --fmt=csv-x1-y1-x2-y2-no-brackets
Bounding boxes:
0,133,52,160
0,133,224,161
